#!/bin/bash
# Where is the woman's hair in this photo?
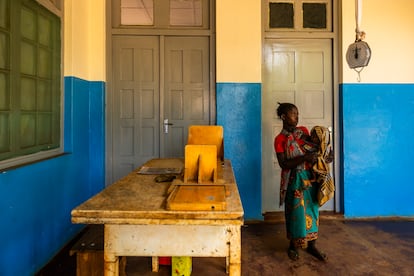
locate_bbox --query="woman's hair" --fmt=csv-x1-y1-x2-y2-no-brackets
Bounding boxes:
276,102,297,118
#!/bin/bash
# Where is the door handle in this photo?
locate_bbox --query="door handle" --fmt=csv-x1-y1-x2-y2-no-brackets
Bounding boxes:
328,126,333,142
163,119,173,134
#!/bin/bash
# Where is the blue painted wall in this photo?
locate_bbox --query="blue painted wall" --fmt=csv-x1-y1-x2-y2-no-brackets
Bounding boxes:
216,82,414,220
341,83,414,218
3,78,414,274
0,76,105,275
217,83,262,220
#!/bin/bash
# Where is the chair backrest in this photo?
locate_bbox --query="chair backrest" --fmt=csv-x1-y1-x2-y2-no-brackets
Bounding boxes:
187,125,224,160
184,144,217,184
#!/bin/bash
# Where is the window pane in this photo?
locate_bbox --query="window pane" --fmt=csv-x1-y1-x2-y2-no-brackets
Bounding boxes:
39,14,52,46
303,3,326,29
121,0,153,25
21,7,36,40
0,114,9,153
170,0,202,26
0,0,9,29
0,32,8,69
38,48,52,78
37,114,52,145
21,77,36,111
21,41,36,75
0,73,8,110
269,2,294,28
37,80,51,111
20,113,36,148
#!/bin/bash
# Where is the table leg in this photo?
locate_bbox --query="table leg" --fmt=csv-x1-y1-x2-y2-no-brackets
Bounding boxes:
226,256,229,274
227,226,241,276
152,256,159,272
104,253,119,276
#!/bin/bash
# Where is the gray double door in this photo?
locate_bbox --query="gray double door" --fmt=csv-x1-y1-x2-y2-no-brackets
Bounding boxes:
109,36,211,182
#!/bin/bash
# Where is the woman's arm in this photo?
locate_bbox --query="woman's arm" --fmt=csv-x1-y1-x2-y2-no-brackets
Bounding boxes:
276,151,318,170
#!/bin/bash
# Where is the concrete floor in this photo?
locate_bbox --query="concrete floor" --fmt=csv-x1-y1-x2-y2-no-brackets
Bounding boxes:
37,218,414,276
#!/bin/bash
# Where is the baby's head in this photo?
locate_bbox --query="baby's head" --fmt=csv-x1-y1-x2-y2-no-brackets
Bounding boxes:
310,128,320,144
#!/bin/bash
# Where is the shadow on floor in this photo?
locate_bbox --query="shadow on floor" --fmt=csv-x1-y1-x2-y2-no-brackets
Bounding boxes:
37,219,414,276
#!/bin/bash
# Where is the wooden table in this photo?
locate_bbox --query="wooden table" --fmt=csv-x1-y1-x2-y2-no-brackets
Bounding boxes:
71,158,244,276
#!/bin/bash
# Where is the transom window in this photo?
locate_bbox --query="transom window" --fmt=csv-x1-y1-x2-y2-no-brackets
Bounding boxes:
0,0,62,169
117,0,208,28
267,0,331,32
121,0,154,25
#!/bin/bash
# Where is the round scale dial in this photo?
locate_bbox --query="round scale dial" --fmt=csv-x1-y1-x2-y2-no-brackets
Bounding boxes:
346,41,371,69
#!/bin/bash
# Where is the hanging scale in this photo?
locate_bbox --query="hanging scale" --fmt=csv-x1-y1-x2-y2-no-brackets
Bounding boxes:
346,0,372,82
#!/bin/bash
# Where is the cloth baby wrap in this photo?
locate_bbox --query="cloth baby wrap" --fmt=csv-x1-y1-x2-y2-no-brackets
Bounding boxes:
310,126,335,207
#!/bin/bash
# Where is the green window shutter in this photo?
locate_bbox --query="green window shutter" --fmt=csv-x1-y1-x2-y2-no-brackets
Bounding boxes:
0,0,61,163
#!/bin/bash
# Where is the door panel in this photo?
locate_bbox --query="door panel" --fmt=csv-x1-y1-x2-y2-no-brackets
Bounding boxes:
262,39,334,212
162,36,211,157
112,36,160,181
110,36,211,182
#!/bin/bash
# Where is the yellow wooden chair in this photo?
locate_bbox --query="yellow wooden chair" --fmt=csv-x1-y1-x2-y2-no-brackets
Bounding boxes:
184,144,217,184
187,125,224,161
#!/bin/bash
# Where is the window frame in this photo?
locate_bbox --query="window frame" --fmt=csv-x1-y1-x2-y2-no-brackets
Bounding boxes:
0,0,63,171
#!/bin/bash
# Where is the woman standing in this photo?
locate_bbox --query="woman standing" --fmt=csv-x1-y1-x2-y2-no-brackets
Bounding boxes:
274,102,327,261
